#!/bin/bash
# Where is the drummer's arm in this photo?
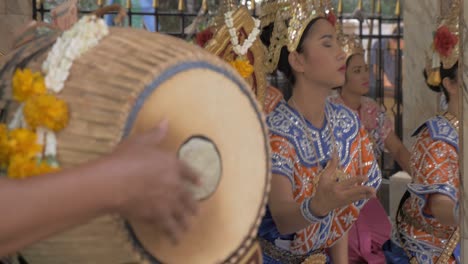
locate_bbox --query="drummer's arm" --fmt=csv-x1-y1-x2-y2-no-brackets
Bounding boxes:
0,159,117,256
0,121,199,257
329,233,348,264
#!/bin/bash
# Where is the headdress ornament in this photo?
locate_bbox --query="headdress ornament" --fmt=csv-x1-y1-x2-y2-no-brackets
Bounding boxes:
426,0,460,86
259,0,336,73
336,23,365,60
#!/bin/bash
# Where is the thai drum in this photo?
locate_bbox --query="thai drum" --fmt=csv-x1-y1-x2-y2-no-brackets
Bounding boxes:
0,26,270,264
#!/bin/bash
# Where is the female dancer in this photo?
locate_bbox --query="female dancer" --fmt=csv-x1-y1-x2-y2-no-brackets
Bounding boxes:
393,2,461,263
329,31,410,263
257,1,381,263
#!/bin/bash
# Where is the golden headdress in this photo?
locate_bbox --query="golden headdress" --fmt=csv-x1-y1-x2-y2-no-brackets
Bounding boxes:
337,23,365,60
426,0,460,86
196,1,268,105
259,0,336,73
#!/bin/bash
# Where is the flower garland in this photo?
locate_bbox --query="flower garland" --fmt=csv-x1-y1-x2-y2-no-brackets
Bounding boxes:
224,10,260,78
224,11,260,56
229,59,254,78
43,15,109,93
1,15,109,179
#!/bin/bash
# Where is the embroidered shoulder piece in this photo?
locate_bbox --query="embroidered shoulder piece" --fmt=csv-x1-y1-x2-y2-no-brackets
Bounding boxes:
412,115,458,151
426,115,459,151
408,183,458,202
266,100,360,168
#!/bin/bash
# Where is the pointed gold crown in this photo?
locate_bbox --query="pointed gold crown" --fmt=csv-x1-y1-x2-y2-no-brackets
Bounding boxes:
426,0,460,86
337,23,364,60
288,0,334,51
259,0,335,73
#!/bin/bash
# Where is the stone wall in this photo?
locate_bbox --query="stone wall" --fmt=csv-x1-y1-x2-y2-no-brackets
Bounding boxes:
402,0,439,147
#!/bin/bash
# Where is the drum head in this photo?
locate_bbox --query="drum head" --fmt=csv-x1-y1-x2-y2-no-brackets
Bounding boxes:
123,63,270,263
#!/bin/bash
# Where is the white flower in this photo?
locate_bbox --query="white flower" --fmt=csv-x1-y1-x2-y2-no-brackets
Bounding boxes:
35,127,47,159
254,18,260,28
229,28,237,38
43,15,109,93
224,11,261,57
225,18,234,28
240,46,248,55
251,28,260,38
224,11,233,18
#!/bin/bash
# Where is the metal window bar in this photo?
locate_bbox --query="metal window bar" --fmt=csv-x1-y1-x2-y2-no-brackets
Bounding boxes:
31,1,403,178
31,0,203,38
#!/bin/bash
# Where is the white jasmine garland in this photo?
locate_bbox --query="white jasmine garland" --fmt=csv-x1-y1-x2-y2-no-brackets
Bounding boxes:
42,15,109,93
224,11,261,56
35,127,46,159
44,129,57,157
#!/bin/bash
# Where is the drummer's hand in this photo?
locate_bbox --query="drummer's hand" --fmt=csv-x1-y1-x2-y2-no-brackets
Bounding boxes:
309,153,375,217
111,120,200,244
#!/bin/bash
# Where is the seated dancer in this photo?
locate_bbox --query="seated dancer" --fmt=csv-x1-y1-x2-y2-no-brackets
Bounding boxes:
389,1,461,263
329,27,410,264
256,0,382,263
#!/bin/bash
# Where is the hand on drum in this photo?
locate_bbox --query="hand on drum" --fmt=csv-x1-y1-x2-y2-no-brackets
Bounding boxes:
110,120,201,244
309,153,376,217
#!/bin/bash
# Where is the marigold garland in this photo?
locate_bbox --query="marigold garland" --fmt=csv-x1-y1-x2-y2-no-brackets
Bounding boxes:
1,15,109,179
5,69,65,179
7,155,57,179
229,58,254,78
12,68,46,102
24,94,69,132
8,128,43,159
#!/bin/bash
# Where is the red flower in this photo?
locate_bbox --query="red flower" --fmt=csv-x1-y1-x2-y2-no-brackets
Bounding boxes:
195,27,214,48
326,12,337,26
434,26,458,57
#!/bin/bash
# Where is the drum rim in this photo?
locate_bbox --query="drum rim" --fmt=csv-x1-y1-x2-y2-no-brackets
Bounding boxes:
121,60,271,263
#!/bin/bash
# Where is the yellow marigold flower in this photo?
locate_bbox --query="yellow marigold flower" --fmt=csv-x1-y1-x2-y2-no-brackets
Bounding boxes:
0,124,9,167
8,128,42,159
7,155,38,179
24,94,69,132
229,58,254,78
7,155,59,179
12,68,47,102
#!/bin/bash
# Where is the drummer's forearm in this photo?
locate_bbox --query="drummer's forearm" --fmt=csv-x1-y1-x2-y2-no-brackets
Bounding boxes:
0,158,118,256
